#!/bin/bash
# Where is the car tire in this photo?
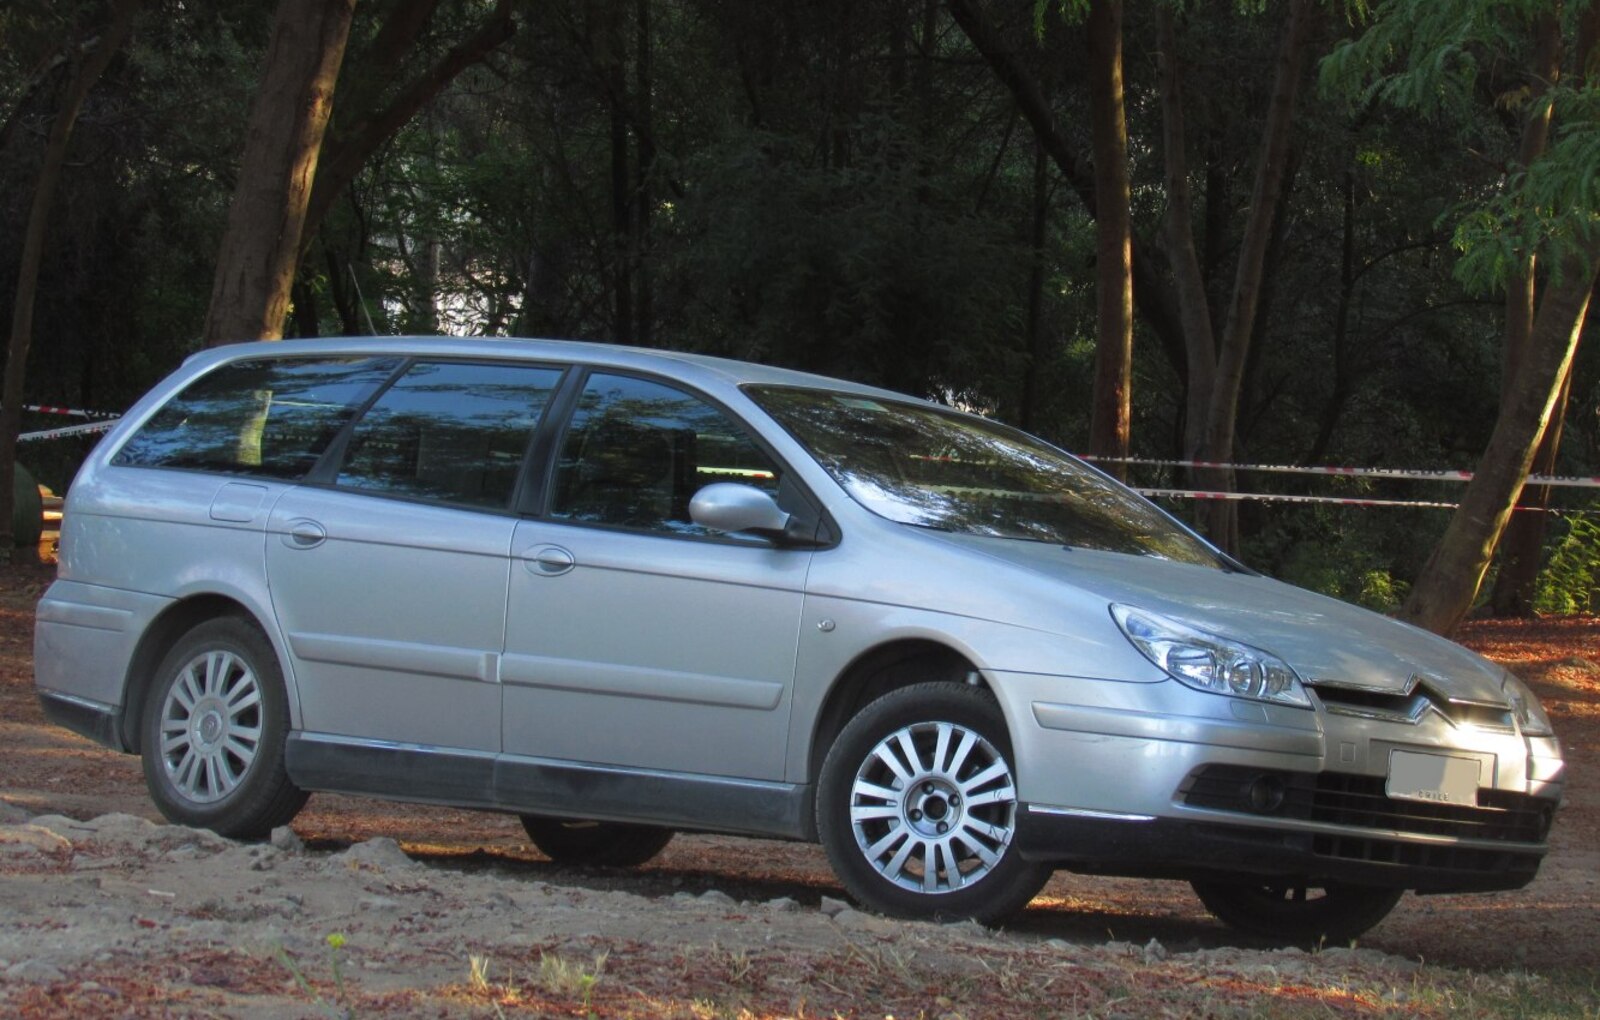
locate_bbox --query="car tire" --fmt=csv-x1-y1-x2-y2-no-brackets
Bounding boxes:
1190,879,1404,944
519,816,674,867
816,682,1051,924
139,616,308,839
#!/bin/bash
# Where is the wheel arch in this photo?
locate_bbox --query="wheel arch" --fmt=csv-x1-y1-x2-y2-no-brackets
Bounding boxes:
119,594,280,753
806,638,991,787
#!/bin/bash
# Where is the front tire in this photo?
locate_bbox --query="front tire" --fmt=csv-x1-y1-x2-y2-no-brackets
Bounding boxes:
1191,879,1404,944
816,682,1051,924
139,616,307,839
519,815,674,867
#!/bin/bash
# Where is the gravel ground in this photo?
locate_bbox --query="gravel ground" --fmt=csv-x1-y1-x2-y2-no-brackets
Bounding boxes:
3,560,1597,1017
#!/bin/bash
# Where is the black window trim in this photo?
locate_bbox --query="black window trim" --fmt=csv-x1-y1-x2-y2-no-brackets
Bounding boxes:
520,365,838,549
108,352,409,483
294,356,575,516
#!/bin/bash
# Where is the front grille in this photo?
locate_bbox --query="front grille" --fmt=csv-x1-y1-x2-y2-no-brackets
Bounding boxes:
1307,677,1515,730
1182,764,1554,846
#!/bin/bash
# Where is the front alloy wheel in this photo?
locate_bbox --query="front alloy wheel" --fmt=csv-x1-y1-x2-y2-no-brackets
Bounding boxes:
817,683,1050,924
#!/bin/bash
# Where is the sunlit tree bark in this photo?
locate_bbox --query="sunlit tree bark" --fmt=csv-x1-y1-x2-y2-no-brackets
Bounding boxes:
1400,251,1596,634
1489,8,1567,616
1085,0,1132,476
1401,1,1600,634
202,0,355,345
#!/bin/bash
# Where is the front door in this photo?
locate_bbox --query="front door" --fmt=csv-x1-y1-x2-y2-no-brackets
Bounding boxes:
501,372,811,780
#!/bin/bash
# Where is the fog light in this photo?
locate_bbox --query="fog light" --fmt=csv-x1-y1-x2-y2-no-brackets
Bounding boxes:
1247,775,1286,813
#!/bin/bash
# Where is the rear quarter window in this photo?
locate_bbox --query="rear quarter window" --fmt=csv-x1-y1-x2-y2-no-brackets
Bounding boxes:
113,357,400,480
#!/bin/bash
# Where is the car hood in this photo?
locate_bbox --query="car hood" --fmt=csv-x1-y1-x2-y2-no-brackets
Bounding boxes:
929,533,1509,704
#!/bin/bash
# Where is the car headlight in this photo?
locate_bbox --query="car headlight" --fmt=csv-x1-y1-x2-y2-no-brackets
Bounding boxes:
1110,604,1311,708
1502,671,1555,737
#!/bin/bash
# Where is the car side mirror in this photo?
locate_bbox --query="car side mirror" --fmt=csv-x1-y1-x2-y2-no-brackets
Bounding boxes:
690,483,817,545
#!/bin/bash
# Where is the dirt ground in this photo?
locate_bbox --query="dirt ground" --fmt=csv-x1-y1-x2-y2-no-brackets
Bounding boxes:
3,557,1598,1017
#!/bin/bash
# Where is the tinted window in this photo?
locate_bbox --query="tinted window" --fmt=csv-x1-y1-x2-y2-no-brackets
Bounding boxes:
336,361,562,509
749,385,1221,566
550,373,781,535
114,357,400,479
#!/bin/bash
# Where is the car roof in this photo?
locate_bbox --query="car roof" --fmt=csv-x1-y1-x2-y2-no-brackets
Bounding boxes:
184,335,920,404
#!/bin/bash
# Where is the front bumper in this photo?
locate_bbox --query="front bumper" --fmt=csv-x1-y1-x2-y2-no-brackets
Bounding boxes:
1015,806,1546,892
991,670,1563,891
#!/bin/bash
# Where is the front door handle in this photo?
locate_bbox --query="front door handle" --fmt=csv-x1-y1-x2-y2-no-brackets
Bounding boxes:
523,544,575,576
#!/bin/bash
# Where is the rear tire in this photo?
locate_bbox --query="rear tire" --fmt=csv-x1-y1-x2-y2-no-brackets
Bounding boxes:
816,682,1051,924
139,617,307,839
1191,879,1404,944
519,815,674,867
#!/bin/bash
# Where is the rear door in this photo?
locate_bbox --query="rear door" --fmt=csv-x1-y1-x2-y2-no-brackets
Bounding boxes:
266,360,564,753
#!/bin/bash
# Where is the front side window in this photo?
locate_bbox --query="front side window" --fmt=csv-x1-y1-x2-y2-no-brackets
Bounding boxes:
336,361,563,509
113,357,400,480
749,386,1221,566
549,373,781,535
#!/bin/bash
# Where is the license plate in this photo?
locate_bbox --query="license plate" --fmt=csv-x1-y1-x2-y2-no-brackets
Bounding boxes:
1386,750,1480,807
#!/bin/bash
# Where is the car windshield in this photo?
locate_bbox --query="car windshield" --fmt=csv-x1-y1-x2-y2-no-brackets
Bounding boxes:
748,386,1222,566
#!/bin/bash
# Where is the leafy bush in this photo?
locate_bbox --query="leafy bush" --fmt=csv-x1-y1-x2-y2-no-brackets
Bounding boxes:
1534,515,1600,615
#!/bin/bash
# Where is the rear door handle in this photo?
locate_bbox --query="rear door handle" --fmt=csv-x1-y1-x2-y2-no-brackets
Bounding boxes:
283,519,327,549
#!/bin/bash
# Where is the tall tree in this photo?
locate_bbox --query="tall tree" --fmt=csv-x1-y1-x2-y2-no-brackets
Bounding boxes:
202,0,355,345
954,0,1316,550
295,0,519,338
1187,0,1316,552
1489,7,1568,615
1084,0,1133,474
1327,0,1600,634
0,0,141,556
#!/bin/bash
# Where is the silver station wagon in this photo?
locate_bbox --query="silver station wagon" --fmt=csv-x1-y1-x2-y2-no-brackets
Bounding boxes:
36,337,1563,941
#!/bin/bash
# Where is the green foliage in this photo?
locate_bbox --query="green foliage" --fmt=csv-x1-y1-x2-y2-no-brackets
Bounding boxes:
1320,0,1552,123
1533,514,1600,614
1453,89,1600,291
1321,0,1600,292
1239,497,1437,614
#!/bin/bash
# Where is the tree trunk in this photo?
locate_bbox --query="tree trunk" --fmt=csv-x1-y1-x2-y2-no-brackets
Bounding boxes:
1487,370,1571,615
0,0,141,558
202,0,355,345
299,0,516,259
634,0,655,347
1307,166,1358,466
945,0,1189,380
1198,0,1314,553
1155,6,1215,465
1400,251,1597,635
1021,140,1049,431
1488,8,1566,616
1085,0,1132,476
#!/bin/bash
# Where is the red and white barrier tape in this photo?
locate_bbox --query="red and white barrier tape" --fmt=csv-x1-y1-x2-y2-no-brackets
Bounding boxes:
18,403,121,420
1083,455,1600,490
19,420,117,442
1135,487,1592,513
5,421,1594,511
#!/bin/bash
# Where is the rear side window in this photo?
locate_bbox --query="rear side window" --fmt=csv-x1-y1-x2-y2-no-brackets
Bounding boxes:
335,361,563,509
113,357,400,480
